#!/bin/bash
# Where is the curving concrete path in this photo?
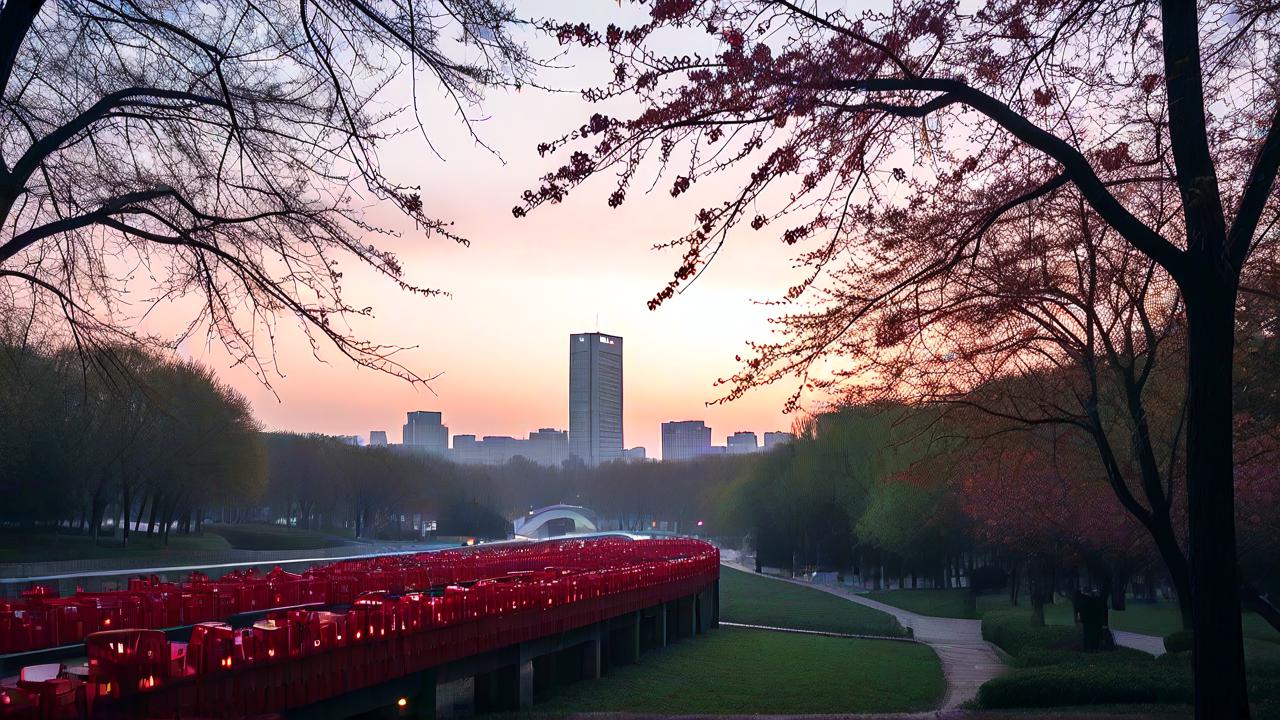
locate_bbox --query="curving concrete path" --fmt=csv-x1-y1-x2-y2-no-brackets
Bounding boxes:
1112,629,1167,656
720,553,1006,709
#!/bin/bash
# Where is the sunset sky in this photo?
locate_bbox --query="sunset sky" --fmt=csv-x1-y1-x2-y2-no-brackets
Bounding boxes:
173,2,826,457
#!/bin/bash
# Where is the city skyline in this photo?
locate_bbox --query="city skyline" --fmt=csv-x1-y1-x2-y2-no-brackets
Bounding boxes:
370,409,790,462
154,2,802,456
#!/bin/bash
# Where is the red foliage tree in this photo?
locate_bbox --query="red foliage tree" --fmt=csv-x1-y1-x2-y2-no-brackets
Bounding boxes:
523,2,1280,714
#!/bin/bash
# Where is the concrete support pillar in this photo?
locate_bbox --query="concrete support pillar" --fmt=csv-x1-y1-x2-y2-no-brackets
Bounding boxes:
677,595,696,639
608,612,640,665
433,676,474,720
496,660,533,710
581,627,602,680
712,579,720,628
625,611,641,663
531,653,557,701
697,588,713,634
657,602,668,647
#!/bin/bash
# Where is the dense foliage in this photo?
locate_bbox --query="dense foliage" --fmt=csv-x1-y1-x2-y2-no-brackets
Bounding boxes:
0,337,263,545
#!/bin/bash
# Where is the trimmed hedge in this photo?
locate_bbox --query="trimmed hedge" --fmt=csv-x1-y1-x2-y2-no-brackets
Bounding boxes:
1164,630,1193,654
981,609,1080,659
977,662,1192,708
978,609,1280,711
978,608,1191,710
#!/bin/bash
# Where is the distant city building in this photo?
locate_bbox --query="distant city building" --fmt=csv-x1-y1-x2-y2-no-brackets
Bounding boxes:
368,430,389,447
623,447,647,462
479,436,525,465
727,431,760,454
403,411,448,456
661,420,712,461
452,434,481,464
708,446,727,456
763,431,795,450
451,428,569,467
335,435,362,446
569,332,623,466
528,428,569,467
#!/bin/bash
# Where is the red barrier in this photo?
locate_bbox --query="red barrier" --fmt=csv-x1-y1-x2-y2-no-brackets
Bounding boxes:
3,537,719,719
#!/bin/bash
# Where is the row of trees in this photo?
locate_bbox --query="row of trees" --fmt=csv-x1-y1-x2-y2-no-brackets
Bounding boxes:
260,433,508,540
720,387,1280,630
0,335,263,545
0,336,511,544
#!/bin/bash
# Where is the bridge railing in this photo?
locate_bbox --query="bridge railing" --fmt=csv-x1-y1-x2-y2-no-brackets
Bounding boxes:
0,536,720,719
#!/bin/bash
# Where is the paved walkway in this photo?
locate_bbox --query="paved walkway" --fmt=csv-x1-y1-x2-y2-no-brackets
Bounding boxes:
1113,629,1167,656
720,555,1005,709
719,554,1171,708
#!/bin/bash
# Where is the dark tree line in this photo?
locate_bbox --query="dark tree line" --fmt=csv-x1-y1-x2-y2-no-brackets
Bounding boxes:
258,433,508,540
0,334,263,545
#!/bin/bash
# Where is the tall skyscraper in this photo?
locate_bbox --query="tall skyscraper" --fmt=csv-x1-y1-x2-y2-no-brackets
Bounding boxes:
369,430,389,447
569,332,623,466
661,420,713,461
403,411,448,455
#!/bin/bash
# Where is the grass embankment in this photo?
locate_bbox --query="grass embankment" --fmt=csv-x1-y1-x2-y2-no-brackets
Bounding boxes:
514,566,944,715
720,566,908,636
0,530,231,563
526,626,941,714
203,523,353,551
0,523,357,563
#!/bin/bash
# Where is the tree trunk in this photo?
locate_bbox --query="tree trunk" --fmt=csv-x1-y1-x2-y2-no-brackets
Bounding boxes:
146,492,161,538
120,481,130,548
89,494,103,541
1150,521,1192,627
1184,284,1248,720
134,494,148,533
1111,564,1128,611
1010,565,1020,607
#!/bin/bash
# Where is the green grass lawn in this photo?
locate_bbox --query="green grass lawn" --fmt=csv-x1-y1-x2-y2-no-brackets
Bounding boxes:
863,587,983,618
0,523,359,563
203,522,354,551
720,566,907,636
520,626,944,715
0,529,231,563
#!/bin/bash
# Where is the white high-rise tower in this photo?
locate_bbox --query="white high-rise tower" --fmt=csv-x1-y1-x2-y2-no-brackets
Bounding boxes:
568,332,623,466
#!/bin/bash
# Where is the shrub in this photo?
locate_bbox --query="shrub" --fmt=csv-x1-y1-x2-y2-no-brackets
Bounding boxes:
1164,630,1193,654
981,609,1080,659
1019,646,1152,669
977,663,1192,708
970,565,1008,593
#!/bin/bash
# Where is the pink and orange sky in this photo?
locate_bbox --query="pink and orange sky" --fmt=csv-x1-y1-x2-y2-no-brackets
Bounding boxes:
172,4,821,458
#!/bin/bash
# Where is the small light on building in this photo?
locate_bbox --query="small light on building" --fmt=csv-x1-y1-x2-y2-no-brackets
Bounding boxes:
397,697,408,708
696,520,704,527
